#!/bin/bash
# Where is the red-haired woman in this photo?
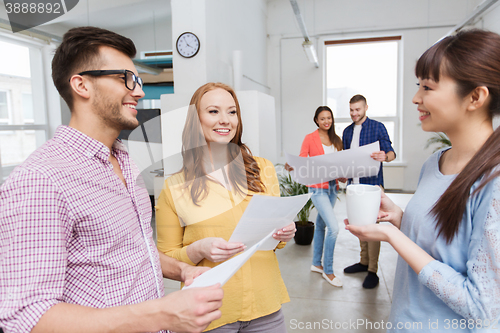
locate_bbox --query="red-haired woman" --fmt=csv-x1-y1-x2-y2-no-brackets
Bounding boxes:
346,29,500,332
156,82,295,332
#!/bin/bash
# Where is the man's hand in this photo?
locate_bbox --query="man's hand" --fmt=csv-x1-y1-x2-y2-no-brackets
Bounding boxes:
370,151,387,162
156,284,223,333
31,284,224,333
181,265,210,286
371,150,395,162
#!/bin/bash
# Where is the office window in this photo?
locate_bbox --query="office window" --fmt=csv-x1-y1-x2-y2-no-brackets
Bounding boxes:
0,91,10,124
22,93,34,123
325,36,401,156
0,38,47,182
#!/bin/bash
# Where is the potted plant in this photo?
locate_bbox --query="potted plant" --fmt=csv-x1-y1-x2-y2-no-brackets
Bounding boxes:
276,165,315,245
425,132,451,152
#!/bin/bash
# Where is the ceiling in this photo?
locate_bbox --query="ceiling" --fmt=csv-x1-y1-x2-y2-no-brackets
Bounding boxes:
0,0,171,36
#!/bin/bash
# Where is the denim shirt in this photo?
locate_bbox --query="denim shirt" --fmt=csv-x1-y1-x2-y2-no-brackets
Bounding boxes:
342,117,394,186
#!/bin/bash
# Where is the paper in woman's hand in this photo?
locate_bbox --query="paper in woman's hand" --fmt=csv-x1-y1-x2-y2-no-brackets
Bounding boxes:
184,194,310,290
182,230,275,290
228,194,310,251
285,142,380,185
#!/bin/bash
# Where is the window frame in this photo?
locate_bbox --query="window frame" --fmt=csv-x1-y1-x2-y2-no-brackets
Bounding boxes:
323,35,402,161
0,89,12,125
0,35,49,183
22,92,35,124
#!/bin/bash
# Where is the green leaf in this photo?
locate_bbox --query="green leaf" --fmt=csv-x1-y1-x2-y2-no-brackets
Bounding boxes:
424,132,451,153
276,163,315,225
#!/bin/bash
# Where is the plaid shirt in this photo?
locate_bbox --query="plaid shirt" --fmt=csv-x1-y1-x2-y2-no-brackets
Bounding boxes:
0,126,165,333
342,117,395,187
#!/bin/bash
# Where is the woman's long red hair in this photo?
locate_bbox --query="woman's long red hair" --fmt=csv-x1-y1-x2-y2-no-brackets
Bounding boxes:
181,82,265,205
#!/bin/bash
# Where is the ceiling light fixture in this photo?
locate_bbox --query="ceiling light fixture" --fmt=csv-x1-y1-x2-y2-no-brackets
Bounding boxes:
290,0,319,68
443,0,499,38
302,40,319,68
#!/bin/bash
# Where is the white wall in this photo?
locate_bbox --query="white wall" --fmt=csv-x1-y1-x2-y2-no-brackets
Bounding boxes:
476,2,500,31
170,0,268,94
170,0,208,94
236,91,277,161
117,16,173,56
163,0,276,169
267,0,483,191
205,0,269,93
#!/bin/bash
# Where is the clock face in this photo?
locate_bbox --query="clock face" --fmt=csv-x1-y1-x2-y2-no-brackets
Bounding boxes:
176,32,200,58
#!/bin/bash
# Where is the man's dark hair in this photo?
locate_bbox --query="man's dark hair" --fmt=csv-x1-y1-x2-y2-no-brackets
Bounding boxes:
349,94,367,105
52,26,136,109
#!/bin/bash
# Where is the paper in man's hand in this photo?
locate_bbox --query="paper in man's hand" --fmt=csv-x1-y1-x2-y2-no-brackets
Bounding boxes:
285,142,380,185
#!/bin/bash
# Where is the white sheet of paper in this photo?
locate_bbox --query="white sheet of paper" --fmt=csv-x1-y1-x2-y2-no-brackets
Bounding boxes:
285,142,381,185
228,194,310,251
182,230,275,290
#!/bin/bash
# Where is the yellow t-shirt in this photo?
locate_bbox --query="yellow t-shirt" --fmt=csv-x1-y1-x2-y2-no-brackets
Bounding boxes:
156,157,290,331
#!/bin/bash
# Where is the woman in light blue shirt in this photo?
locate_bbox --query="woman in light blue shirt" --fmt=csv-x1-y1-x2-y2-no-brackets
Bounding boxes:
346,29,500,332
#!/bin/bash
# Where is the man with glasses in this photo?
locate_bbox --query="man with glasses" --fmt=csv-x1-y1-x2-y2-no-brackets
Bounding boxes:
77,70,143,89
0,26,223,333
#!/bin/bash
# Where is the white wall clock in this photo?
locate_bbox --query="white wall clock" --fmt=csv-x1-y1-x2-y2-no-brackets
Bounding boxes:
176,32,200,58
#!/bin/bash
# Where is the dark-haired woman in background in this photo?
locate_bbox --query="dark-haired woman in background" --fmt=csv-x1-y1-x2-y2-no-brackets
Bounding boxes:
287,106,344,287
346,29,500,332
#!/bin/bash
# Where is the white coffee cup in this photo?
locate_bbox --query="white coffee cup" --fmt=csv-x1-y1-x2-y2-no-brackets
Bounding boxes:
346,184,381,226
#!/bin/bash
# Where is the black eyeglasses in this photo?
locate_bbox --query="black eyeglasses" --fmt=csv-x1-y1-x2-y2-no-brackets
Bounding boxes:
77,69,143,91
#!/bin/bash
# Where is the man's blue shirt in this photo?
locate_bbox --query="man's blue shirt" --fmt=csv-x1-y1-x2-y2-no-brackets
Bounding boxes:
342,117,395,187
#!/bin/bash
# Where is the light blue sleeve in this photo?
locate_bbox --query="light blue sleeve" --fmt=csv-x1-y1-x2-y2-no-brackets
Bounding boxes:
418,177,500,322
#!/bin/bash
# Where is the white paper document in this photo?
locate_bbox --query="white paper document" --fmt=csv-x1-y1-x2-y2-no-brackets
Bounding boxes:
183,194,310,290
285,142,381,185
228,194,311,251
182,230,275,290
